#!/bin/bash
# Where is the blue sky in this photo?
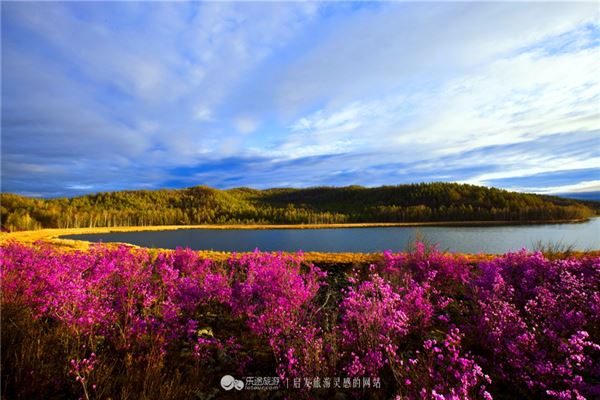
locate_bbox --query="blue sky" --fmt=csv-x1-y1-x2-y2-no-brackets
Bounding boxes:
1,1,599,198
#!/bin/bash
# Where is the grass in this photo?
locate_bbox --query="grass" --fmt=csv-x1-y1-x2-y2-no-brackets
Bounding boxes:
532,240,579,260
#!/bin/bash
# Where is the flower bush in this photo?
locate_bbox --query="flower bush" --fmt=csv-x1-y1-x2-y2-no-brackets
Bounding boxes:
472,251,600,399
1,241,598,399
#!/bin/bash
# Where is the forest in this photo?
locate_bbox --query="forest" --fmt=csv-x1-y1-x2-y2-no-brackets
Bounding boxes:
1,183,598,231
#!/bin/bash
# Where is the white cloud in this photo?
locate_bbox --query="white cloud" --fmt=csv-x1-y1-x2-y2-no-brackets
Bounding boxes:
466,157,600,186
234,116,259,134
506,180,600,195
291,102,370,133
276,2,597,114
2,1,322,194
270,18,599,175
67,184,94,191
193,105,213,121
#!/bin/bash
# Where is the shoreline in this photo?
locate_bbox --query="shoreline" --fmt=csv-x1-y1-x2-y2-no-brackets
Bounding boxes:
0,218,594,254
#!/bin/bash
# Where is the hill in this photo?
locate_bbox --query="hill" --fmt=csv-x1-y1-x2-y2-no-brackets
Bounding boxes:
1,183,598,231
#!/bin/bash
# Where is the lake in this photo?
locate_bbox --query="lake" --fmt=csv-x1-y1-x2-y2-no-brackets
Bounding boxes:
62,218,600,254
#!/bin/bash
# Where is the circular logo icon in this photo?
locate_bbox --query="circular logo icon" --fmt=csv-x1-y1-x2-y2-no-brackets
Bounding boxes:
220,375,235,390
234,379,244,390
221,375,244,391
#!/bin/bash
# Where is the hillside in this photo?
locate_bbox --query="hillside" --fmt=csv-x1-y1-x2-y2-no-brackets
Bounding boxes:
1,183,598,231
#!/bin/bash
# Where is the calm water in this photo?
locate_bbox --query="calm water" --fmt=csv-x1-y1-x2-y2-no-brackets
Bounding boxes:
62,218,600,254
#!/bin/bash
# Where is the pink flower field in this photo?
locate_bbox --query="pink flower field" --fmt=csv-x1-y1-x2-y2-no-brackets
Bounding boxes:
1,242,598,399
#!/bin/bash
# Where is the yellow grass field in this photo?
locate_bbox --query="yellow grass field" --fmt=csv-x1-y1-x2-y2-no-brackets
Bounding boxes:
2,223,597,264
0,225,386,264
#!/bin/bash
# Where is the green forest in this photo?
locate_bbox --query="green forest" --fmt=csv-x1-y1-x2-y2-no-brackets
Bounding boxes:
1,183,598,231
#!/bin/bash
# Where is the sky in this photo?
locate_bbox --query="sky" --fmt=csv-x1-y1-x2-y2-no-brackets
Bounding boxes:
1,1,599,198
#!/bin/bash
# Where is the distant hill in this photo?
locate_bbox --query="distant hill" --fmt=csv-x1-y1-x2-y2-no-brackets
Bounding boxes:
1,183,598,231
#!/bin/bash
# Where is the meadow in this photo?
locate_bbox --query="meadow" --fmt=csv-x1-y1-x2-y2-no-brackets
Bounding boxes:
1,241,598,399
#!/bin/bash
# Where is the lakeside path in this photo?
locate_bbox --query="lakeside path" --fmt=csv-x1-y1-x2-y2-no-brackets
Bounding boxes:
1,219,594,264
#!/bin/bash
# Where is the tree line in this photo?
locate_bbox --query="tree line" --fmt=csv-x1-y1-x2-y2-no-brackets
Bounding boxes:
1,183,597,231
